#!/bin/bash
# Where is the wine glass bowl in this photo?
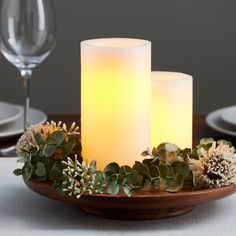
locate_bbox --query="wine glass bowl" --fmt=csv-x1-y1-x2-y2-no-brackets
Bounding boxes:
0,0,56,70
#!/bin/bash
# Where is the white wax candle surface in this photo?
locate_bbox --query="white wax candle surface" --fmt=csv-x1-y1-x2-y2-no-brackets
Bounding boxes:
151,71,193,149
81,38,151,170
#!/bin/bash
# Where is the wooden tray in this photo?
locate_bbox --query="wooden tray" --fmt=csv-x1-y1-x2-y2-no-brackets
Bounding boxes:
25,178,236,220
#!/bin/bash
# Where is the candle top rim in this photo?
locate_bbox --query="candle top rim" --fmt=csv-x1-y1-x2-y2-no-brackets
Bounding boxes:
152,71,192,82
81,38,151,49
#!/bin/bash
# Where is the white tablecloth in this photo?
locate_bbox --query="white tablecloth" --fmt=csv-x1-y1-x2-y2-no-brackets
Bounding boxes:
0,158,236,236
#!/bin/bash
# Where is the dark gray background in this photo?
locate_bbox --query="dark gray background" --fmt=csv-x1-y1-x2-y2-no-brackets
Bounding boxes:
0,0,235,115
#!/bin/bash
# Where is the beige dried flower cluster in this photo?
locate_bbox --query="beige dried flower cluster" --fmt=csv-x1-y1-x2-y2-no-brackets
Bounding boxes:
16,121,79,163
191,142,236,188
62,156,97,198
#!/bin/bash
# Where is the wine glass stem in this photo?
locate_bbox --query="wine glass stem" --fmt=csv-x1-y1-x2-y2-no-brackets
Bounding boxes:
20,69,32,131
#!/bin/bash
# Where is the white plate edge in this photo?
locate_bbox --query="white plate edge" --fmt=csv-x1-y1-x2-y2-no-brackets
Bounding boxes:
206,109,236,136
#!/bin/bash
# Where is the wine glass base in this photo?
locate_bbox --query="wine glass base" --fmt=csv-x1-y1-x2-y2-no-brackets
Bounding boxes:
0,145,17,157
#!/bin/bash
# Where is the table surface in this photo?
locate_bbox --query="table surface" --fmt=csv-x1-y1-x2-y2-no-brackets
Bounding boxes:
0,115,236,236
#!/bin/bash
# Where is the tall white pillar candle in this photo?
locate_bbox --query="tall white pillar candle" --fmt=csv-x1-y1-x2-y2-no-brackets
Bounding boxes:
81,38,151,170
151,71,193,149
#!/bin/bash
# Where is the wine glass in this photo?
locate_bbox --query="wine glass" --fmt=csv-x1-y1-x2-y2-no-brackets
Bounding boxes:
0,0,56,156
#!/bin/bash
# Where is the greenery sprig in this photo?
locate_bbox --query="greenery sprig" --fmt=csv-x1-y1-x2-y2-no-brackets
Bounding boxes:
14,122,236,198
14,121,82,183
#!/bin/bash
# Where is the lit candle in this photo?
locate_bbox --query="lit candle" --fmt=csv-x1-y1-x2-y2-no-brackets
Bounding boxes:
151,71,192,149
81,38,151,170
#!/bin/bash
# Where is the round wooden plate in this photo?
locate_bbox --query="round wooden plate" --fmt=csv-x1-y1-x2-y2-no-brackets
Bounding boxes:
25,178,236,220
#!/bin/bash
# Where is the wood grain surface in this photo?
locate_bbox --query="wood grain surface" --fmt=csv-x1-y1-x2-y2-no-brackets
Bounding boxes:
26,178,236,220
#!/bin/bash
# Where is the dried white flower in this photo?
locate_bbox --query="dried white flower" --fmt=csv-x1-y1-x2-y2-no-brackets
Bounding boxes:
16,121,80,162
16,127,40,163
62,155,97,198
190,142,236,188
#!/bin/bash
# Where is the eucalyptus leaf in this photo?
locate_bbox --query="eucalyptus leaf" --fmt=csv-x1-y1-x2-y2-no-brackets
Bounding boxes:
103,162,120,173
157,149,167,161
89,160,97,173
179,148,191,163
122,176,132,186
165,177,183,192
166,165,174,179
217,139,232,147
62,138,76,158
117,172,125,183
120,165,132,175
133,161,149,175
49,161,62,181
108,180,120,195
73,140,82,154
35,162,46,177
103,162,120,182
159,164,169,179
123,184,132,197
150,156,160,164
34,133,45,145
192,171,197,188
142,158,153,165
143,179,151,188
172,161,190,178
200,138,214,145
159,164,174,179
156,143,168,152
43,144,56,157
134,174,143,187
93,171,103,193
141,150,149,156
13,168,23,176
39,149,44,158
47,131,64,146
151,147,158,156
29,147,39,156
174,172,185,186
23,171,32,181
165,183,183,192
165,143,179,153
22,163,33,181
196,147,202,157
189,153,199,160
103,171,113,182
148,164,160,177
130,169,139,185
179,148,191,156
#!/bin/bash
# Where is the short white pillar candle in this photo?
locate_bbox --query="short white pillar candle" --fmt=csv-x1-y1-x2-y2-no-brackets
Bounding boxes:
151,71,193,149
